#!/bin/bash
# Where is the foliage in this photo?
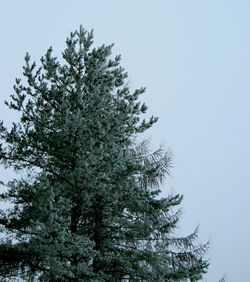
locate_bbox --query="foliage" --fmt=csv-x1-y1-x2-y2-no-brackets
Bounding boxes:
0,27,208,281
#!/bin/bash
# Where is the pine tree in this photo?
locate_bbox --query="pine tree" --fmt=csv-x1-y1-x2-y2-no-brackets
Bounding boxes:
0,27,208,281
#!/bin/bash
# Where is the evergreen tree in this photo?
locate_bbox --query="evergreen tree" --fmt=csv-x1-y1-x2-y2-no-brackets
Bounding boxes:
0,27,208,281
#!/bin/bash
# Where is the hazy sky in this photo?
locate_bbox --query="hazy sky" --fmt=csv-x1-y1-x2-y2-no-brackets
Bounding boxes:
1,1,250,281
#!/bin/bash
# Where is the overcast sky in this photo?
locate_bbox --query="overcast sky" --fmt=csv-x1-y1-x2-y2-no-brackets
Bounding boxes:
1,1,250,281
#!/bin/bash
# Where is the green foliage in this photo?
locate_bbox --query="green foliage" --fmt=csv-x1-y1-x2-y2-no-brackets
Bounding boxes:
0,27,208,281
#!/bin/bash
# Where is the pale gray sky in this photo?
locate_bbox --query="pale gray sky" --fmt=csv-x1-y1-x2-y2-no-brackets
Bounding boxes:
1,1,250,281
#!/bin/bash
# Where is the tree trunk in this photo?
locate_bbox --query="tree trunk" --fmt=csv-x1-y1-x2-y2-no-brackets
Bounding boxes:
93,199,104,274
